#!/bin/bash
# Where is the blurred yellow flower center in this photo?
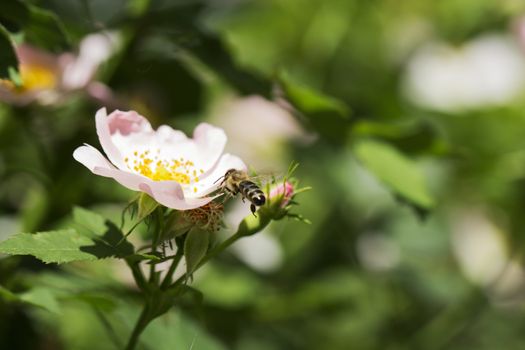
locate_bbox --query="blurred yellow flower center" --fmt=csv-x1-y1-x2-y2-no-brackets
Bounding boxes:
125,149,205,191
0,64,57,92
20,64,57,90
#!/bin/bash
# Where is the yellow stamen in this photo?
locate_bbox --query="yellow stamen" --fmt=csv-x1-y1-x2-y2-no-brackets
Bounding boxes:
20,64,57,91
127,150,201,185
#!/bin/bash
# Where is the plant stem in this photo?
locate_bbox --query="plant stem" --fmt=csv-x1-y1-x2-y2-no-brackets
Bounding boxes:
160,250,183,289
126,259,147,291
125,304,152,350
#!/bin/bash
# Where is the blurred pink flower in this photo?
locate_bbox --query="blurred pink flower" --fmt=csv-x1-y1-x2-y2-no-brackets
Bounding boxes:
73,108,246,210
0,32,118,106
210,96,312,168
269,181,294,208
403,34,525,113
516,16,525,50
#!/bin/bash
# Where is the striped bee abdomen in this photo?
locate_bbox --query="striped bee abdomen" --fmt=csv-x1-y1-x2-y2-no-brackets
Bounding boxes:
239,180,266,206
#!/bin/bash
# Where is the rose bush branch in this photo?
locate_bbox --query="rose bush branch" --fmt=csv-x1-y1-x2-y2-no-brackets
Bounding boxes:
0,108,308,350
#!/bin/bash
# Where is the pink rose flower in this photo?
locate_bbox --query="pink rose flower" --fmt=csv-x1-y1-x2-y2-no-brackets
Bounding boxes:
73,108,246,210
0,32,118,105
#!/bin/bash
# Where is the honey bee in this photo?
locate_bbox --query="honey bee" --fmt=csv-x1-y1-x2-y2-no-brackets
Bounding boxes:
217,169,266,215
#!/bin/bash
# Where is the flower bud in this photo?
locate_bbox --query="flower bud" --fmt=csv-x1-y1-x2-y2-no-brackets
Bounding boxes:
269,182,294,208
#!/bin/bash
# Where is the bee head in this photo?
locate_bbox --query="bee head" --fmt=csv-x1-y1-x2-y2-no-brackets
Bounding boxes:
225,168,236,176
215,168,237,185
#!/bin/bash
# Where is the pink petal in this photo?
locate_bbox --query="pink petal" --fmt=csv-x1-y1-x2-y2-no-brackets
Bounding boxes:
60,32,117,89
95,108,128,170
139,182,213,210
107,109,152,136
0,86,40,106
16,45,59,72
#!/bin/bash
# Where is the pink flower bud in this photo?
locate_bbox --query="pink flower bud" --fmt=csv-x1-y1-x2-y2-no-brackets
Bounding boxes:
270,182,294,208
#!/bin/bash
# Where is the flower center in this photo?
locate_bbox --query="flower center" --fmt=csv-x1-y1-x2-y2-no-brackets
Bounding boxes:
125,149,204,190
0,64,57,93
20,64,57,90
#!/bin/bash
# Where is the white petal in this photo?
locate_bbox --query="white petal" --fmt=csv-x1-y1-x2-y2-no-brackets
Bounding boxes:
73,144,115,173
110,121,228,174
73,144,148,191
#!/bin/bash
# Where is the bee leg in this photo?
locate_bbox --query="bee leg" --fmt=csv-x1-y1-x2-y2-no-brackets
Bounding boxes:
241,197,245,203
250,204,257,217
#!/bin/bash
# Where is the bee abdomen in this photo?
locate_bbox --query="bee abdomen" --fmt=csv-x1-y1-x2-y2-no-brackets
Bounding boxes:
239,181,266,206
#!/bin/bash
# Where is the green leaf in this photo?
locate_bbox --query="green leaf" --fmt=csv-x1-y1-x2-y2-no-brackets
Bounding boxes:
0,1,69,52
71,207,135,260
184,229,210,275
19,287,60,313
140,3,273,97
118,307,227,350
0,229,102,264
0,24,18,79
194,264,263,307
279,74,351,142
72,206,108,239
71,292,118,312
0,285,60,313
0,208,135,264
354,139,435,210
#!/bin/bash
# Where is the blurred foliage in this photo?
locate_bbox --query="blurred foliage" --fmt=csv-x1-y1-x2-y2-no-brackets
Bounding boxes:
1,0,525,349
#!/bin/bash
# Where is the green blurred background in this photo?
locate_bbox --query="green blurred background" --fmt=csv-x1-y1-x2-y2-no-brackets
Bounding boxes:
2,0,525,349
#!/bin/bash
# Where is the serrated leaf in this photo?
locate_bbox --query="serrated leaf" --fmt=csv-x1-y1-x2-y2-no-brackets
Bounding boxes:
354,139,434,210
72,207,135,260
0,229,101,264
184,229,210,275
0,24,18,79
0,208,135,264
72,206,107,239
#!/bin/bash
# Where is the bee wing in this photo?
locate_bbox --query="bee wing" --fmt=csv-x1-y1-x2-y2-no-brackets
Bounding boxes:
248,172,283,186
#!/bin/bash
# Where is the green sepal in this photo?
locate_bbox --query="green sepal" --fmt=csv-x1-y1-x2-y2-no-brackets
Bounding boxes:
184,228,210,276
138,193,159,219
